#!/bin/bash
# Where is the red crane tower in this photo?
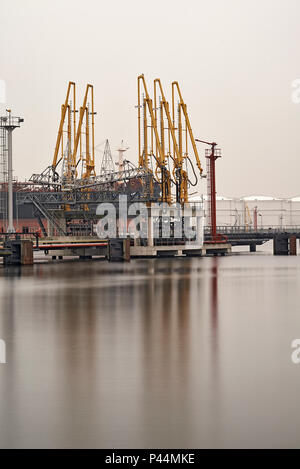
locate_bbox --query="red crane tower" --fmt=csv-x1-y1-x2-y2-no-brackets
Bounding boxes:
195,139,222,242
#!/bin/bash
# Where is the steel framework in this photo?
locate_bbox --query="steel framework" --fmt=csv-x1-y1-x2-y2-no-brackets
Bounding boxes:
20,77,206,235
137,75,204,205
50,82,96,185
196,139,221,241
100,139,115,176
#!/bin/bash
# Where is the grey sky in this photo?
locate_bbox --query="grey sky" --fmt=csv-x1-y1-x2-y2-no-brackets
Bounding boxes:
1,0,300,198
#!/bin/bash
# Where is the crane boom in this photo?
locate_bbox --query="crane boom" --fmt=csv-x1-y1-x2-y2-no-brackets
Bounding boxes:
72,84,95,176
172,81,203,175
52,81,76,169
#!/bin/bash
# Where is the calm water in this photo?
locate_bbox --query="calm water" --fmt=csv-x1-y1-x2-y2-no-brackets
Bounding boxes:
0,253,300,448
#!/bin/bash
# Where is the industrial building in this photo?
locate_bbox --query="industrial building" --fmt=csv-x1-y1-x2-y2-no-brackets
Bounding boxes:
192,195,300,229
0,77,211,241
0,76,299,262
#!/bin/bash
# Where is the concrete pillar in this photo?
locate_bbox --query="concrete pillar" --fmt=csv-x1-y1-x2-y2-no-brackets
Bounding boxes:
148,208,153,247
123,238,131,261
3,239,33,265
273,235,288,255
196,215,204,246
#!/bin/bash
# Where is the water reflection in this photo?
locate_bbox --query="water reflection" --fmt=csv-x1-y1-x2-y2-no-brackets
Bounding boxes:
0,257,300,448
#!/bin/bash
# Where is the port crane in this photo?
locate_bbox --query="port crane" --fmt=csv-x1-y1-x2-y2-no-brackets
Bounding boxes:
25,76,207,236
51,81,76,183
50,82,96,185
138,74,172,204
172,82,203,204
138,75,204,205
244,203,252,230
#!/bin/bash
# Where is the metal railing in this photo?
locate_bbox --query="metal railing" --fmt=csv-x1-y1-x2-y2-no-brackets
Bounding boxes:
207,225,300,234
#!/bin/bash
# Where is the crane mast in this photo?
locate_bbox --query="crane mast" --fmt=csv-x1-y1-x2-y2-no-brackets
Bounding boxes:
51,82,96,186
138,75,204,205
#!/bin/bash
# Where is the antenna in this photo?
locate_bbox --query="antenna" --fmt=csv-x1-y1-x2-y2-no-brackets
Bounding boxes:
116,140,129,173
100,139,115,176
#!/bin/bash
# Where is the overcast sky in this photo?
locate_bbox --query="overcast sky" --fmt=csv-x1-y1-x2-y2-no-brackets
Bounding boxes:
1,0,300,197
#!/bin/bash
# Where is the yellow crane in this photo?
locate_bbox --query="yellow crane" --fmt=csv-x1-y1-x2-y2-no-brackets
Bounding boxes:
72,84,96,180
51,82,96,185
172,82,203,176
172,81,204,204
153,78,184,202
137,75,204,205
137,74,172,204
52,81,76,183
244,203,252,231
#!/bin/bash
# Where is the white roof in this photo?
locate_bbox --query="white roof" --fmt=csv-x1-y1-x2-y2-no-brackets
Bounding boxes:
216,195,232,201
242,195,281,201
189,194,300,202
189,195,232,202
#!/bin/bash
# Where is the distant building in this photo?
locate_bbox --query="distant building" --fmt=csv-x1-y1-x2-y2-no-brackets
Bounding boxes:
189,195,300,228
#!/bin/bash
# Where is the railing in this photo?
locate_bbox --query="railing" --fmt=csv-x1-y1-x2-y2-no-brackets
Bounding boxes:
0,116,23,128
205,225,300,234
29,166,153,189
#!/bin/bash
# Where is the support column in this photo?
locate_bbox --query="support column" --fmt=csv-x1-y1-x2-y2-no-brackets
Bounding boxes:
196,214,204,246
273,235,288,255
289,236,297,256
148,207,153,247
7,129,15,233
0,112,23,233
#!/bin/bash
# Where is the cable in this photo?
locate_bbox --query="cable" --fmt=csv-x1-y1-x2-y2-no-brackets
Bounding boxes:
186,156,198,186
